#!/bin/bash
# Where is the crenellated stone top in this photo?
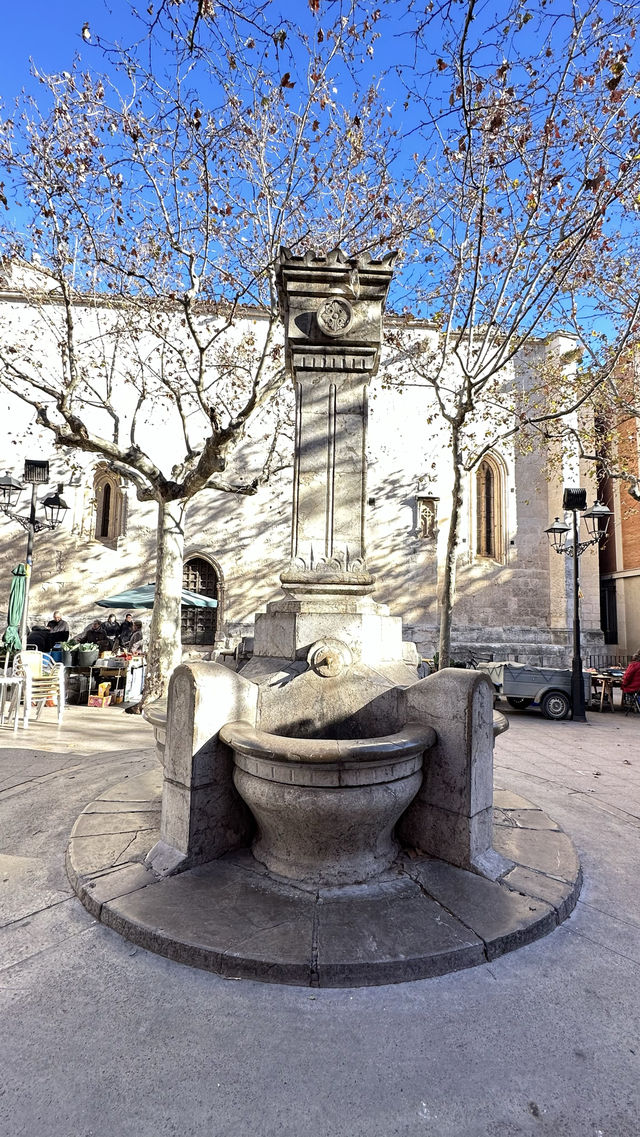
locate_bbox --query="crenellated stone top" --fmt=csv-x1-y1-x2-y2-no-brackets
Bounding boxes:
276,246,397,380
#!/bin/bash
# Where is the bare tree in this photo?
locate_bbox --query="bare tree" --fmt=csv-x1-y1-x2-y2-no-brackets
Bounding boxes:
387,0,640,666
548,349,640,504
0,1,415,700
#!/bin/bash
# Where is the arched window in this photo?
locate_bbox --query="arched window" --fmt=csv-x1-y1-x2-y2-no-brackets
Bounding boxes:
94,466,126,547
99,483,112,538
182,556,221,645
475,455,504,562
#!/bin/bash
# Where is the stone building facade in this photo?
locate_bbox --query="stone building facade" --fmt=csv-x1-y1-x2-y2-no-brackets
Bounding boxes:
599,392,640,657
0,286,606,666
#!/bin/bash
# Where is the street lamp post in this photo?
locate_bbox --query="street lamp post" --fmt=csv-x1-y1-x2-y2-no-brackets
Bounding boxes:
0,460,69,647
545,487,612,722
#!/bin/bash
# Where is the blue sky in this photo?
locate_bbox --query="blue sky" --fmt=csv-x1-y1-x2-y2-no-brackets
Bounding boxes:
1,1,109,104
0,1,407,106
2,1,638,338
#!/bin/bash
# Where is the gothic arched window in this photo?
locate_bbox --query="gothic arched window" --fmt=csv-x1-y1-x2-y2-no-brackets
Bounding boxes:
475,456,504,562
94,467,126,547
99,483,112,538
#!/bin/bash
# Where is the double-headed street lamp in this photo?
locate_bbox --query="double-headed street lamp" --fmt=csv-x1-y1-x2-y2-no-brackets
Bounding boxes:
545,487,612,722
0,460,69,647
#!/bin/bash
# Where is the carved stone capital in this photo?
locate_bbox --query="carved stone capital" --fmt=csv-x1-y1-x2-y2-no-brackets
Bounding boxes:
276,246,397,380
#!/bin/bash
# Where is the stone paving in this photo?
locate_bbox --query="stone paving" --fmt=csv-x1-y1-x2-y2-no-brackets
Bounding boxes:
66,767,581,987
1,702,639,1136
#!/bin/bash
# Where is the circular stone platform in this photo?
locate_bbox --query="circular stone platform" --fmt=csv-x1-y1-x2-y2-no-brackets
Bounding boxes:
66,769,582,988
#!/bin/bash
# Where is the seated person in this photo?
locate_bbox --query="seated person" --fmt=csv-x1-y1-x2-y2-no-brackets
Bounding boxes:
129,621,144,653
102,613,120,643
621,651,640,694
118,612,135,647
46,611,70,643
79,619,112,652
26,625,52,652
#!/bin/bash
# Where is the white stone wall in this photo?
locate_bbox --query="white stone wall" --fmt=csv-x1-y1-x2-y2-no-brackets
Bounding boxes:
0,291,604,662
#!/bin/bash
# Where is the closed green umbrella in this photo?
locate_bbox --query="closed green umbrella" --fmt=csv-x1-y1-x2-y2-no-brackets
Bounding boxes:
2,564,27,653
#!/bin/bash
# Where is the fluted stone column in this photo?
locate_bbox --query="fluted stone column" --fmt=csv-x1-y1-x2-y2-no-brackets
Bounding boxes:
278,247,396,595
251,248,412,669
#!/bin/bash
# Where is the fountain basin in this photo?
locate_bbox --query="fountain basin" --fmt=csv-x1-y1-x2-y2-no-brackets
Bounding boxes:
220,720,436,885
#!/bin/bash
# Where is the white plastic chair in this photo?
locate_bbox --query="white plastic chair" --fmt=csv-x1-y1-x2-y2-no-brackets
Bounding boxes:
11,649,65,727
0,652,24,732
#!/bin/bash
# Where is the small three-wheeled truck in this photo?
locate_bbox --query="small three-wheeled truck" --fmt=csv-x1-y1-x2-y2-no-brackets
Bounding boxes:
476,661,591,720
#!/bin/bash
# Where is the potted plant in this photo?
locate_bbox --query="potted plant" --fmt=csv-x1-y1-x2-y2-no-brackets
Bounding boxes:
76,642,99,667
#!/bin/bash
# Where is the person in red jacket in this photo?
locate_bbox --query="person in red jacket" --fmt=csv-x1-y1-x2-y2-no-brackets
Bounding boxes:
621,651,640,693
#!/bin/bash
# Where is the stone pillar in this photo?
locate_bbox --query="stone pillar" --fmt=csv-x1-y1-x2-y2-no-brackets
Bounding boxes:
277,247,396,596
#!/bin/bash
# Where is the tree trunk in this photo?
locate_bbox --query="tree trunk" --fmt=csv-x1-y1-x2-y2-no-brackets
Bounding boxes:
142,497,187,705
438,443,464,670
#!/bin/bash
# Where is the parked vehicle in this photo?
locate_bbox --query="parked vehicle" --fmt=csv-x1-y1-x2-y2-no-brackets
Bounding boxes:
476,661,590,721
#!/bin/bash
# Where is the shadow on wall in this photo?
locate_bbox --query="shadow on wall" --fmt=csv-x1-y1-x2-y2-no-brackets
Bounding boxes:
185,466,292,628
365,455,557,640
0,410,564,654
0,511,157,641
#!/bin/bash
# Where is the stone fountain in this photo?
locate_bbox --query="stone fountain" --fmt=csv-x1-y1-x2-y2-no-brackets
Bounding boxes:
67,249,582,987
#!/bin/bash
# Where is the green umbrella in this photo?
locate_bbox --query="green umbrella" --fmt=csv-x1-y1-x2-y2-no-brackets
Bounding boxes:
97,583,217,609
2,563,27,653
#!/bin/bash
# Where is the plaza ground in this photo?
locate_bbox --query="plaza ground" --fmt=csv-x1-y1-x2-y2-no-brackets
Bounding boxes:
0,702,638,1137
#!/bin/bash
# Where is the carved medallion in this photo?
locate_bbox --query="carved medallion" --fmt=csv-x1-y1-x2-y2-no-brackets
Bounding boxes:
316,297,353,337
